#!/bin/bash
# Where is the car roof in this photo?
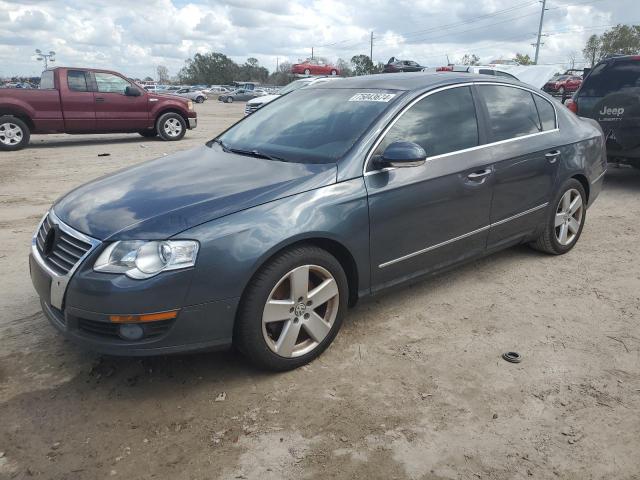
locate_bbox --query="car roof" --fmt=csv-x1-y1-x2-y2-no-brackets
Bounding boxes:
306,71,523,92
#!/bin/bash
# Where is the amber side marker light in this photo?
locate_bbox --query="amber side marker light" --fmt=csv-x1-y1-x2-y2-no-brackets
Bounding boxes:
109,310,179,323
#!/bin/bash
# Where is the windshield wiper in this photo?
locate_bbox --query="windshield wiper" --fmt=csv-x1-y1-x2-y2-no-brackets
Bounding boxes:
228,147,288,162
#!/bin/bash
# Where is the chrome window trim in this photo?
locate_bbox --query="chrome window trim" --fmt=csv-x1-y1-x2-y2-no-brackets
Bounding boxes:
363,81,559,176
31,210,101,309
378,202,548,268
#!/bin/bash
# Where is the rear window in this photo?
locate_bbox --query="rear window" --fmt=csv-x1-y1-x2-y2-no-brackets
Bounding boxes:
40,70,54,89
67,70,88,92
580,60,640,97
479,85,541,141
533,95,556,130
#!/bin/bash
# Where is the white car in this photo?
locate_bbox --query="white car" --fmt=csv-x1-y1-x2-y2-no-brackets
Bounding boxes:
429,64,561,90
244,77,341,116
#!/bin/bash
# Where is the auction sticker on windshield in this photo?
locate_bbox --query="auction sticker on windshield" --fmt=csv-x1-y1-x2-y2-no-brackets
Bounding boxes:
348,93,396,102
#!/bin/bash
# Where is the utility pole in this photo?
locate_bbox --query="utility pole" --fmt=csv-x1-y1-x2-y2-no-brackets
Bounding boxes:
534,0,547,64
370,32,374,62
311,47,314,59
35,49,55,69
276,57,279,72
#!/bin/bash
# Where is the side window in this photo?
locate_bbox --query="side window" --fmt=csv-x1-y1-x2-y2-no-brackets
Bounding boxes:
479,85,541,141
40,70,55,89
479,69,496,76
67,70,89,92
533,95,556,131
95,72,131,94
374,86,479,159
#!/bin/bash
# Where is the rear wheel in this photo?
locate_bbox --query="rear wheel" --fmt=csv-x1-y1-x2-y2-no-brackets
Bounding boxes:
530,178,586,255
226,97,233,103
234,245,348,371
304,68,311,75
558,86,565,95
196,96,205,103
156,112,186,141
330,70,337,76
0,116,30,151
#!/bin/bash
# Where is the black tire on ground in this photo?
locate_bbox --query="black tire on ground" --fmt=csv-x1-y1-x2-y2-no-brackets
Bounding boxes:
226,97,233,103
304,69,311,75
530,178,587,255
234,245,349,371
156,112,186,141
196,96,205,103
138,129,157,138
0,115,30,151
330,70,337,76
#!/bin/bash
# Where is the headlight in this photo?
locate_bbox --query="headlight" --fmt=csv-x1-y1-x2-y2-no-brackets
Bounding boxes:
187,100,194,111
94,240,199,279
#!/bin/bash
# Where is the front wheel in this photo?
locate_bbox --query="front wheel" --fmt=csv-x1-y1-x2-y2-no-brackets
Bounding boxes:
330,70,337,76
156,112,186,141
530,178,586,254
0,115,30,151
304,69,311,75
226,97,233,103
196,96,205,103
234,245,348,371
558,86,565,95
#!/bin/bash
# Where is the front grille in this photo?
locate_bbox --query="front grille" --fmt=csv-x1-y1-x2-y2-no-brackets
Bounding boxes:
35,214,93,275
78,318,174,340
244,103,262,115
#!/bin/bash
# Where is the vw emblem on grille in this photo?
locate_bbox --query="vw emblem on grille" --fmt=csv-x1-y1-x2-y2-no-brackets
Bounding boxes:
43,226,57,256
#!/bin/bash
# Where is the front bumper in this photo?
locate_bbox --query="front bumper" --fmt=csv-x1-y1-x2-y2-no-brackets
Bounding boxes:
188,117,197,129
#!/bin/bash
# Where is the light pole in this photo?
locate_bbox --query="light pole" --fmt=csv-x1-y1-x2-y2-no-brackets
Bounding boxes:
35,49,56,69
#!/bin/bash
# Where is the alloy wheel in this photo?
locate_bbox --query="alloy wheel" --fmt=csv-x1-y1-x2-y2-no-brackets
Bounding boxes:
0,122,23,146
163,118,183,138
554,188,583,246
262,264,339,358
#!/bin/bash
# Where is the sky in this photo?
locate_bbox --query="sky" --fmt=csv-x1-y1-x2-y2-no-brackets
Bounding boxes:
0,0,638,79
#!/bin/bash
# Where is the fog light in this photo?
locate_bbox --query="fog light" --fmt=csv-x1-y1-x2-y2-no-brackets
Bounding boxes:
119,323,145,341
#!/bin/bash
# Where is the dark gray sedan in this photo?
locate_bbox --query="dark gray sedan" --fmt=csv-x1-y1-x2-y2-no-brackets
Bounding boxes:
29,73,606,370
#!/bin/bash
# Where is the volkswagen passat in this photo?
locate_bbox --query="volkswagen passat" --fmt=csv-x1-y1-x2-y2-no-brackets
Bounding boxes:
30,73,606,371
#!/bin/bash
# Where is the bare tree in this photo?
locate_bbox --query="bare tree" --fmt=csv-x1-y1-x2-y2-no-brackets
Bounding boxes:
156,65,169,83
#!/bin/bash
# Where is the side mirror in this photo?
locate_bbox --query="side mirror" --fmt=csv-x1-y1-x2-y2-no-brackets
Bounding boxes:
376,141,427,168
125,86,141,96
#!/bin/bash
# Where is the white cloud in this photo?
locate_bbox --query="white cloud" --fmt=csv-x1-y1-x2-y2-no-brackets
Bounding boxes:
0,0,636,79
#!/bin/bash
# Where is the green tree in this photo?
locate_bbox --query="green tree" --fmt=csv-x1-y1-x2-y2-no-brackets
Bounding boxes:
460,53,480,65
583,34,601,67
514,53,534,65
238,57,269,83
599,24,640,58
351,54,374,75
178,52,239,85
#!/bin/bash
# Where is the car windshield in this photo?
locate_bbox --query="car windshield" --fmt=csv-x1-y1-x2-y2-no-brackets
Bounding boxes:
278,80,313,95
216,88,401,164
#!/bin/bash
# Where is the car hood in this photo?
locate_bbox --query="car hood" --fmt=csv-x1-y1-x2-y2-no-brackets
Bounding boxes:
53,144,337,241
247,94,279,105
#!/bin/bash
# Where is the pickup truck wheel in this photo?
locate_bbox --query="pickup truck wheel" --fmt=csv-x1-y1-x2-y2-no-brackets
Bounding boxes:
156,113,186,141
0,116,30,151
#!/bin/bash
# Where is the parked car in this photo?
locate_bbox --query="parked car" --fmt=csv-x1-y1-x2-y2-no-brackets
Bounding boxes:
29,73,605,370
384,57,424,73
291,59,339,76
435,65,519,80
433,64,560,91
172,87,207,103
218,89,262,103
0,67,197,150
543,75,582,95
566,54,640,167
244,77,341,115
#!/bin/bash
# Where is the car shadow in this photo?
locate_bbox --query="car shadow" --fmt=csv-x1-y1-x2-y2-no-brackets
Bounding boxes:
28,135,163,149
603,165,640,192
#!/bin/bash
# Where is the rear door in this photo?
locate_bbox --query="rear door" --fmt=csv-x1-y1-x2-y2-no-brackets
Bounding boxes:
366,85,495,290
92,71,149,131
476,84,561,250
60,69,96,132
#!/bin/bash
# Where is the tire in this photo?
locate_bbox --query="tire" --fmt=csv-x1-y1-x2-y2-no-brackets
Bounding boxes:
0,115,30,151
530,178,587,255
234,245,349,371
558,87,565,95
226,97,233,103
156,112,186,141
304,69,311,75
196,96,205,103
138,129,157,138
330,70,337,76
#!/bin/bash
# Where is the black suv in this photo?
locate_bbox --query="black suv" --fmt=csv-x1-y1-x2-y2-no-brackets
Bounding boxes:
567,55,640,167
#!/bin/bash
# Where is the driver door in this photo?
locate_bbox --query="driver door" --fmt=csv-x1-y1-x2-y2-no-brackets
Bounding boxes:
91,71,149,131
366,85,495,290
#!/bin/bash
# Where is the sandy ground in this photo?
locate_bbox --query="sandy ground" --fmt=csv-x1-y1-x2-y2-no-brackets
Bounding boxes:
1,101,639,480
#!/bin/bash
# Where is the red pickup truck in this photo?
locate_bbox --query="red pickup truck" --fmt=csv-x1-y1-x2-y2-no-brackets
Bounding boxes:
0,67,197,151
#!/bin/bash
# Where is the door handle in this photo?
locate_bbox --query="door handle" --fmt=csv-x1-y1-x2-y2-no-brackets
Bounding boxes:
545,150,561,163
467,168,492,180
95,97,105,103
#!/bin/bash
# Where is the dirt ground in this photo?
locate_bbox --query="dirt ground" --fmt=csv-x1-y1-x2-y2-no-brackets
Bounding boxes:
1,101,639,480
